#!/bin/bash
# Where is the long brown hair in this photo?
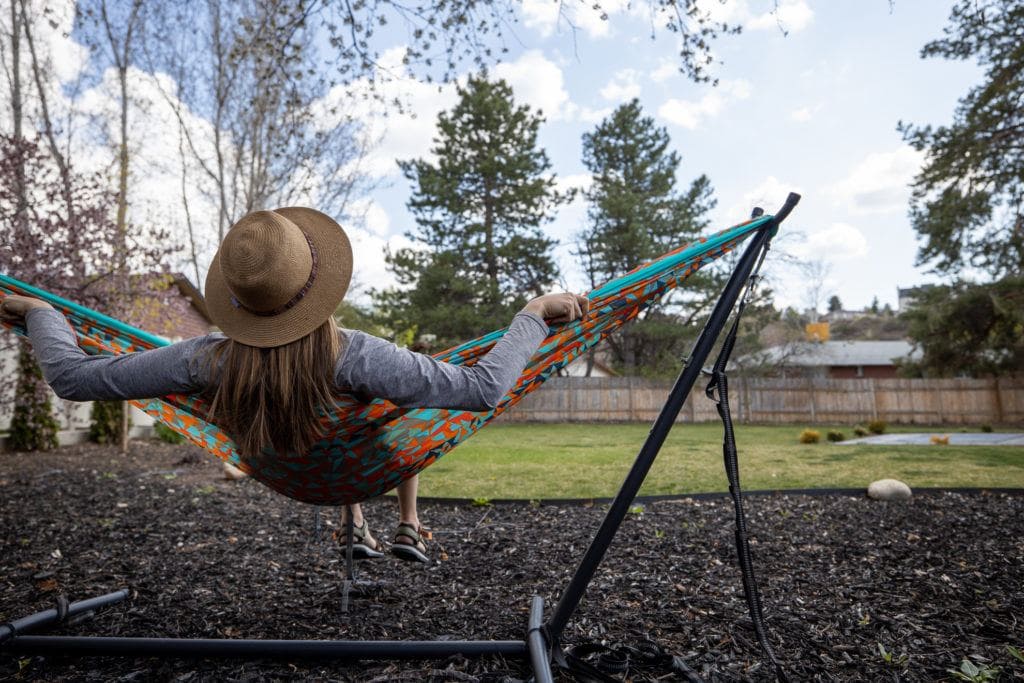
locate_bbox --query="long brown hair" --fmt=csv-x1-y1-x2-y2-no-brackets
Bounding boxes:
205,318,342,458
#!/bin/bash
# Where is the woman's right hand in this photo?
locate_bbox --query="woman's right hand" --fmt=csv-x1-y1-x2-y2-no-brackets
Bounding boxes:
0,295,53,322
522,293,590,324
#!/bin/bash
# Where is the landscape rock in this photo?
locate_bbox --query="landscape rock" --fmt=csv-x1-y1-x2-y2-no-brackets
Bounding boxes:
867,478,913,500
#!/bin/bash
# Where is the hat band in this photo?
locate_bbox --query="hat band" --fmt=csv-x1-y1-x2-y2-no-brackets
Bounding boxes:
229,232,319,317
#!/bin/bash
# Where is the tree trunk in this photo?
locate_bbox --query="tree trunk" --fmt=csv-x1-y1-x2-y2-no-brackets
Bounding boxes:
21,0,76,222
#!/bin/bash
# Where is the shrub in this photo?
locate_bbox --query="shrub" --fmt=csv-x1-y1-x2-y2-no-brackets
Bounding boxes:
89,400,129,445
827,430,845,442
853,425,869,437
980,423,993,433
867,419,887,435
153,422,186,445
8,345,59,452
799,429,821,444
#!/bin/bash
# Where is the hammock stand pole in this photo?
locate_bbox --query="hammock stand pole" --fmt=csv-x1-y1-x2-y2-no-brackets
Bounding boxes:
0,195,799,681
545,195,796,655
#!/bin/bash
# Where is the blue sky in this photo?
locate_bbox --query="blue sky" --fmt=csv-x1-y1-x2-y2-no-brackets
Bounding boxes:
347,0,981,313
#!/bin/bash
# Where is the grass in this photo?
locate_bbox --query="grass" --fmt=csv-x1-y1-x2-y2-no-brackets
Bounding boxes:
415,423,1024,500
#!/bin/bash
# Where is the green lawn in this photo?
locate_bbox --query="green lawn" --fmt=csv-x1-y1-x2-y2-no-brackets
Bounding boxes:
415,423,1024,500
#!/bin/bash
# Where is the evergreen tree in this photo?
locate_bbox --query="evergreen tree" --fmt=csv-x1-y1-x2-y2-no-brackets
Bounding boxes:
8,343,59,452
827,295,842,313
899,0,1024,278
375,75,567,346
900,278,1024,377
88,400,130,446
898,1,1024,376
577,99,716,375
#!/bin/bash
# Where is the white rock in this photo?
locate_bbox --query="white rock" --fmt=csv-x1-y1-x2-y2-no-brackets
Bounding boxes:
867,479,912,501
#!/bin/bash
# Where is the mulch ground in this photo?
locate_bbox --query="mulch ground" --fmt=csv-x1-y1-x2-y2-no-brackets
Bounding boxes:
1,442,1022,682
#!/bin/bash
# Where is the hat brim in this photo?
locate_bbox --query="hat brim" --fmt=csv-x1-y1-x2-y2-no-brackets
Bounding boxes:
205,207,353,347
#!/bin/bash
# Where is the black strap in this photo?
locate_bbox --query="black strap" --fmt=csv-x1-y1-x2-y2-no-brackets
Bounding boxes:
704,234,788,682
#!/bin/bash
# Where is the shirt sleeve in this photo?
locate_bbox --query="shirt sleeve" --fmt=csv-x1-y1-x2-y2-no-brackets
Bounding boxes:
24,307,218,401
336,311,550,411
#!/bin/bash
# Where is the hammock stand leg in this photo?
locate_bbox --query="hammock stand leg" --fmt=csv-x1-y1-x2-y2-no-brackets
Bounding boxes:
0,592,554,682
338,505,386,614
545,194,800,663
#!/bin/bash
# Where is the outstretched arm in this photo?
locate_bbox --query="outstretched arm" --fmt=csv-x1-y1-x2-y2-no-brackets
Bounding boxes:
3,295,212,401
337,293,589,411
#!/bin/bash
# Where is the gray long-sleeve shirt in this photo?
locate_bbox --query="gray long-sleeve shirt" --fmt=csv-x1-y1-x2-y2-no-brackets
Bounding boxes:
24,307,549,411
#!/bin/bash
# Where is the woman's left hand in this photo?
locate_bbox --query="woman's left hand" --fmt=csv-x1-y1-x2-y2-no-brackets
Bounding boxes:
522,293,590,324
0,295,53,322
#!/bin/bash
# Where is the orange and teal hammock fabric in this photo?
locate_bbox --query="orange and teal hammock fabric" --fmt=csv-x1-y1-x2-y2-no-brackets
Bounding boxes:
0,215,773,505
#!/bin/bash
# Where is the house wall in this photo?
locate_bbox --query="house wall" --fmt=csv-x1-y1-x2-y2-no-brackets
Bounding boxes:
0,341,156,444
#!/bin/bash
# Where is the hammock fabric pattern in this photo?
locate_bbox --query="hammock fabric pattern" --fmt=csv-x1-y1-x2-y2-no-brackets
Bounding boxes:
1,215,773,505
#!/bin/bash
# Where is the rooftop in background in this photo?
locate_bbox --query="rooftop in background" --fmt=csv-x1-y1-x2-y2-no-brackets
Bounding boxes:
740,340,921,379
111,273,212,341
898,284,938,311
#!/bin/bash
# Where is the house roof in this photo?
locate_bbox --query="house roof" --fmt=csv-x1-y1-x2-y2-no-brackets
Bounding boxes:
747,340,920,368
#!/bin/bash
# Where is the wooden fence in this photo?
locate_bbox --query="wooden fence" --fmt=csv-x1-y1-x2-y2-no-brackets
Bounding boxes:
501,376,1024,425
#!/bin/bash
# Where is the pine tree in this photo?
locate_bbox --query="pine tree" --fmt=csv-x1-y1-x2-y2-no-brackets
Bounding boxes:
898,1,1024,376
900,278,1024,377
577,99,716,375
375,75,568,346
8,342,59,452
899,0,1024,278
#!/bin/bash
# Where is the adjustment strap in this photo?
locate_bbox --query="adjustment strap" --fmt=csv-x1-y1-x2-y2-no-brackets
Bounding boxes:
705,234,788,683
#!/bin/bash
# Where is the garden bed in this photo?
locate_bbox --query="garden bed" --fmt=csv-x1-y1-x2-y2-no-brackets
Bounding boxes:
1,442,1022,681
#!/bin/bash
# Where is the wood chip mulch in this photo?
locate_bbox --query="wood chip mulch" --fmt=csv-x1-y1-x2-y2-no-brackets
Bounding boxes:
1,442,1022,681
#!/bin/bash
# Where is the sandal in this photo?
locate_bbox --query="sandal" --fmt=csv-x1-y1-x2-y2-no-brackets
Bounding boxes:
391,523,431,564
337,519,384,560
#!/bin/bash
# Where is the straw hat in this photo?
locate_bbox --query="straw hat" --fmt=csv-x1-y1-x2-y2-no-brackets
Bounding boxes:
205,207,352,347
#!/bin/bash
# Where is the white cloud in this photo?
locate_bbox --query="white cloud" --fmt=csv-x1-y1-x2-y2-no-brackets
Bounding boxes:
748,0,814,33
700,0,813,34
649,59,679,84
791,222,869,261
520,0,630,39
828,146,924,215
600,69,641,102
494,50,574,121
790,106,815,122
556,173,593,194
722,176,804,224
657,79,752,129
345,228,417,302
520,0,561,37
348,199,392,238
334,47,461,178
578,106,613,124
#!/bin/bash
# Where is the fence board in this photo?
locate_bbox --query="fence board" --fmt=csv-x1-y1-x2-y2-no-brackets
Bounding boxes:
503,376,1024,425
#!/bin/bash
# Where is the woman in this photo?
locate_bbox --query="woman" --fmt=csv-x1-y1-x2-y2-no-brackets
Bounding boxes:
0,207,588,563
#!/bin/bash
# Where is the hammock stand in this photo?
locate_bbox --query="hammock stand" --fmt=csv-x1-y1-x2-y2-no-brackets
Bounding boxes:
0,194,800,681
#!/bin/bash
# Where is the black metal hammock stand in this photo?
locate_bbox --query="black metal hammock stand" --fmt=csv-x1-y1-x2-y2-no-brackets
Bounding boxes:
0,194,801,682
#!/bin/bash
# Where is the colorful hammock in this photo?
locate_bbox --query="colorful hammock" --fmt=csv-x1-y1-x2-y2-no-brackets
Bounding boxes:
0,215,774,505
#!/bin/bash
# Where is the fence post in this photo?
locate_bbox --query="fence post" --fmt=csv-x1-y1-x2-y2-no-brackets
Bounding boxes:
808,377,817,423
627,377,635,422
994,377,1004,425
870,378,878,421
